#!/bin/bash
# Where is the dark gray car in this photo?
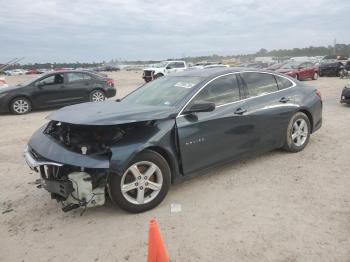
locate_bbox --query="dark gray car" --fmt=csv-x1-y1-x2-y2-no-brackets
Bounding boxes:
24,68,322,213
0,70,116,114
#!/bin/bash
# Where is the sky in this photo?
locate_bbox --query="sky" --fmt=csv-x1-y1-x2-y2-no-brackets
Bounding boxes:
0,0,350,63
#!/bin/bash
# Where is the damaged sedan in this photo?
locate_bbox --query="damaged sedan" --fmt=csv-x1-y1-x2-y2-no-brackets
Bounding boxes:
24,68,322,213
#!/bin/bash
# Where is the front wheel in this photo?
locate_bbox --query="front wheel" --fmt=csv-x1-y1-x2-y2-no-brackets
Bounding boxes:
108,150,171,213
283,112,311,153
90,90,106,102
10,97,32,114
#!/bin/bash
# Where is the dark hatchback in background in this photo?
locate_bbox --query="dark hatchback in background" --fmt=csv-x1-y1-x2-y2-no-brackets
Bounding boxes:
23,68,322,213
0,70,116,114
318,60,345,77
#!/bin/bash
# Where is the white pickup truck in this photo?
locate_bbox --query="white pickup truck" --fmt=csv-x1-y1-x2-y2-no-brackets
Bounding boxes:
142,60,187,82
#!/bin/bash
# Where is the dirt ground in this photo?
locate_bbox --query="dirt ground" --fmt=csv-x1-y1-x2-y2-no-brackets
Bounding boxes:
1,70,350,262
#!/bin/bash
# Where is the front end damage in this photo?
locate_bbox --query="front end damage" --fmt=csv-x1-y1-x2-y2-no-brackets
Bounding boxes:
24,120,154,212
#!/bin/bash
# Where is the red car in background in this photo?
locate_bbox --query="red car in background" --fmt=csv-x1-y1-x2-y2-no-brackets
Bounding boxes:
26,69,43,75
276,62,318,80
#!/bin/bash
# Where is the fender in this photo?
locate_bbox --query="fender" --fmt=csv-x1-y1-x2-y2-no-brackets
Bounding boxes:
109,119,181,182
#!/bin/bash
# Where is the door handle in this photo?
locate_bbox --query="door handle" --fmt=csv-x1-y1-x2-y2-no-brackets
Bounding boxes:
279,97,290,103
60,85,65,88
234,107,247,115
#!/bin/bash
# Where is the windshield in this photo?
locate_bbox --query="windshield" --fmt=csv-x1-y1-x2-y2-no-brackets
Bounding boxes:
281,62,298,69
123,76,203,107
153,62,169,68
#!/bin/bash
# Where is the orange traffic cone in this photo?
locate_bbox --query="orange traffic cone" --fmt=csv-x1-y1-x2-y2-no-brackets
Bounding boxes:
147,219,170,262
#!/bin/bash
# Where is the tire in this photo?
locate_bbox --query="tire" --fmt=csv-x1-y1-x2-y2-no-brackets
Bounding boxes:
154,73,163,79
312,72,318,80
10,97,32,114
295,74,300,80
283,112,311,153
108,150,171,213
90,90,106,102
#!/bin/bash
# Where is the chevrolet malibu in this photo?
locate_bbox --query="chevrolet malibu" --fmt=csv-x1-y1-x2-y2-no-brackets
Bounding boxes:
24,68,322,213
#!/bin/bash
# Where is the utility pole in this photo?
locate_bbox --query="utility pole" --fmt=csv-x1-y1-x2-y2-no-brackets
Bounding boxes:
334,38,337,55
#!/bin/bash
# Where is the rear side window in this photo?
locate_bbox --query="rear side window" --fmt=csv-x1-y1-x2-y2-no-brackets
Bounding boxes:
274,75,294,90
241,72,278,97
67,72,91,83
192,75,240,106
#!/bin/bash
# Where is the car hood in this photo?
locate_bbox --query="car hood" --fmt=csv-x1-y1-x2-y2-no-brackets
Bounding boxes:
143,67,163,71
47,100,178,125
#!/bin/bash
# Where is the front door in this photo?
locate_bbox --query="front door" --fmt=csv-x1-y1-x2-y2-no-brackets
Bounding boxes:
176,74,254,175
32,73,66,107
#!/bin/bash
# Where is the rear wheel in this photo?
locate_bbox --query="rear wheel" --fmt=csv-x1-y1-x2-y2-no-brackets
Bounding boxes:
283,112,311,153
10,97,32,114
90,90,106,102
108,150,171,213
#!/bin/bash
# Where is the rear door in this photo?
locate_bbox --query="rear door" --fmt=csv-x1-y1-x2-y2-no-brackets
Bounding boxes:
239,72,297,151
64,72,93,103
176,74,254,175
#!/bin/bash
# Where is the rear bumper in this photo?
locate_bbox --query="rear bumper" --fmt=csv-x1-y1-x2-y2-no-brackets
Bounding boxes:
106,88,117,98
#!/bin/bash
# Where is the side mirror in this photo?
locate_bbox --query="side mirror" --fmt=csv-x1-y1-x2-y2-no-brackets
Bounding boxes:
185,101,215,114
36,82,45,88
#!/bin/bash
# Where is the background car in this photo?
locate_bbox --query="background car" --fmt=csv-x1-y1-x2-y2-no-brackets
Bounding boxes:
26,69,43,75
0,77,8,88
0,70,116,114
266,62,286,71
24,68,322,213
318,60,344,77
340,84,350,104
276,61,318,80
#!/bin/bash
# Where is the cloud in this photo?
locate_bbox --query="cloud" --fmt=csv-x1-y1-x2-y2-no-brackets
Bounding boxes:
0,0,349,62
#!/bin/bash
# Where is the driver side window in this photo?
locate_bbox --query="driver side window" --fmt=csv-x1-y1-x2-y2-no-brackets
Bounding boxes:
191,74,240,106
37,74,64,86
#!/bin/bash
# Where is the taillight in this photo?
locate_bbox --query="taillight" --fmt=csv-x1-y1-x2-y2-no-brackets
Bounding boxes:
106,79,114,86
315,89,322,100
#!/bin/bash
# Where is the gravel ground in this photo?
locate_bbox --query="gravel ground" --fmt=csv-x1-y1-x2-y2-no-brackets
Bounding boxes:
0,71,349,262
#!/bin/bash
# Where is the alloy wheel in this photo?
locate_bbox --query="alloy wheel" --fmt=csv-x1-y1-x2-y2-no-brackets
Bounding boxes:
291,119,308,147
13,99,29,114
91,91,105,102
120,161,163,205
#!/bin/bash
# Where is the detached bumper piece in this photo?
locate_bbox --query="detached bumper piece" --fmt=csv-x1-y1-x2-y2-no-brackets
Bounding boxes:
41,178,74,199
24,147,106,212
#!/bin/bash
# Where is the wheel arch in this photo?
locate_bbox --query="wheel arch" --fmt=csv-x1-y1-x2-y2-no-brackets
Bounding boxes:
109,143,180,184
297,108,314,133
8,95,33,111
145,146,179,183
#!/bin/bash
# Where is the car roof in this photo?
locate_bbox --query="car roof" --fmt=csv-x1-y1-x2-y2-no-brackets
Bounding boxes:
172,67,269,78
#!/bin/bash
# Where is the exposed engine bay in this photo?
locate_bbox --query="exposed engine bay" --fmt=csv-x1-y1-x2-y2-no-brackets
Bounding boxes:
44,121,126,155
